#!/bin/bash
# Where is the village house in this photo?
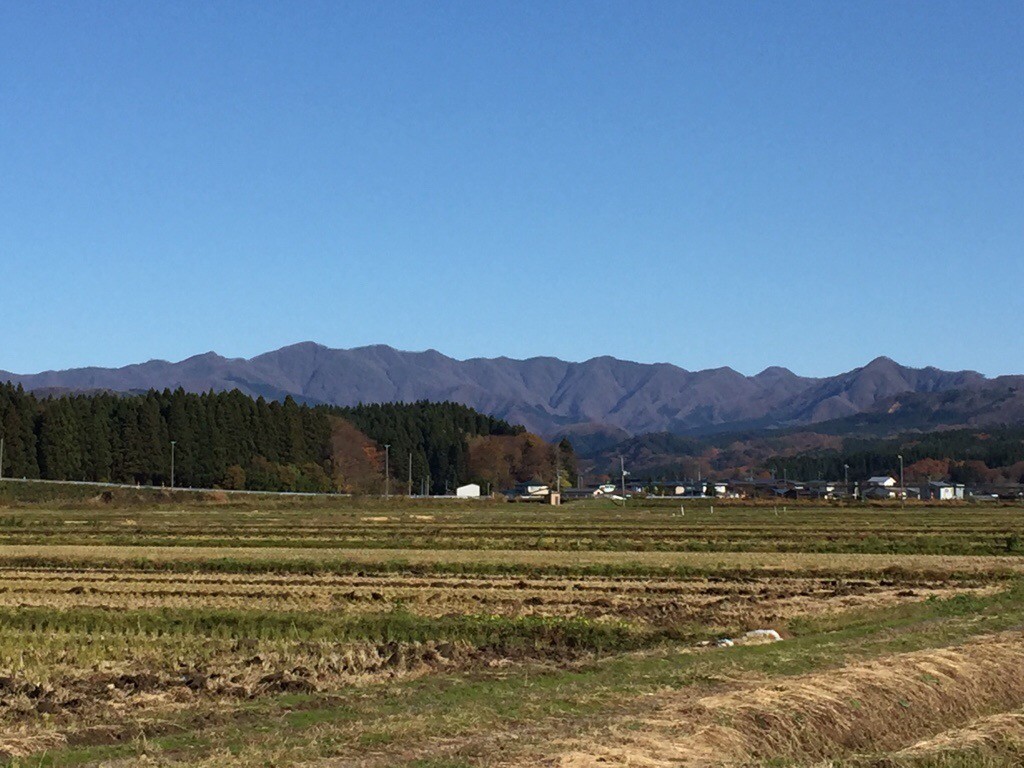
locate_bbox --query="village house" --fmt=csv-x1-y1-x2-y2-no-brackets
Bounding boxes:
861,476,901,500
919,481,965,501
506,481,549,500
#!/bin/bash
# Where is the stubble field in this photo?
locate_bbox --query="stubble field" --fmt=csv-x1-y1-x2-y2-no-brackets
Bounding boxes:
1,488,1024,766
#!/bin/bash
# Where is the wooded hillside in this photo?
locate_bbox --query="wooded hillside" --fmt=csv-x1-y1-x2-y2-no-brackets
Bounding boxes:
0,384,565,494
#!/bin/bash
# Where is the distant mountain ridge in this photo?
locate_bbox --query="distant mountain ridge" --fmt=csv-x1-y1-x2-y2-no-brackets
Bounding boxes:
1,343,1019,438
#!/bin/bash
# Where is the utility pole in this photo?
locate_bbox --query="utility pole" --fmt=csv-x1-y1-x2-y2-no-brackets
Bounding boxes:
384,444,390,498
408,453,413,497
170,441,176,490
844,463,849,499
898,453,905,508
0,436,4,481
620,456,628,497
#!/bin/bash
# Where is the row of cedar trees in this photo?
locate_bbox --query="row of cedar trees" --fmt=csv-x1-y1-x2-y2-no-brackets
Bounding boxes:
0,383,576,495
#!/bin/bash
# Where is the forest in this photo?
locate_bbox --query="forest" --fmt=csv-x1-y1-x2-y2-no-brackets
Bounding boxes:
0,384,571,494
586,424,1024,486
761,426,1024,485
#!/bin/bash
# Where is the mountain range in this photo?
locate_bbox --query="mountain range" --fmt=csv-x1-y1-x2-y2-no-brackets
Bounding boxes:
4,343,1024,448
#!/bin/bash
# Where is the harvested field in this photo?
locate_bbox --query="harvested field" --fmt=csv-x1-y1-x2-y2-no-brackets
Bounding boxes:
1,502,1024,555
2,545,1024,581
892,709,1024,761
0,565,991,627
0,497,1022,766
557,631,1024,767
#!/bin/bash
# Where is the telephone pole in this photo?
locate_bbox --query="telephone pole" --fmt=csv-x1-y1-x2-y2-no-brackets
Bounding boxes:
898,453,905,508
384,444,390,498
619,456,628,497
0,436,4,481
170,441,176,489
408,453,413,497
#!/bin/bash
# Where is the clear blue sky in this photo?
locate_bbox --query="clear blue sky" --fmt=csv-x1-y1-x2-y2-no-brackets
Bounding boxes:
2,1,1021,377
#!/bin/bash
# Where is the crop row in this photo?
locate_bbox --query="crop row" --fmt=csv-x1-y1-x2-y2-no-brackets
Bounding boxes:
2,547,1022,581
0,605,648,652
3,534,1024,557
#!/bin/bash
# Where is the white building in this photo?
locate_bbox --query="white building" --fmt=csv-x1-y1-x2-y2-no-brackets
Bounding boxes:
455,483,481,498
507,481,550,499
920,481,965,501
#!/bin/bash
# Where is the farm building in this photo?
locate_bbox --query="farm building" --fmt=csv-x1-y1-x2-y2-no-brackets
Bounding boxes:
506,481,550,500
920,481,965,501
867,476,897,487
652,481,729,497
860,475,903,500
455,483,481,498
806,481,839,499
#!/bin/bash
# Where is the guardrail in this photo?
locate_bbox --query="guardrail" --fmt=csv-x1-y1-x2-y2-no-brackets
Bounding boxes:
0,476,346,498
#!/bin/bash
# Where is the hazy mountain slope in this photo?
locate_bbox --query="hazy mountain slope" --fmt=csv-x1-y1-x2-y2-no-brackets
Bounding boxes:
582,379,1024,478
794,379,1024,437
0,344,1007,437
0,353,301,403
553,422,632,456
775,356,987,424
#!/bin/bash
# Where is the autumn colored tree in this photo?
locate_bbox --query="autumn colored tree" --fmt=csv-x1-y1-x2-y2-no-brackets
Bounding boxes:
327,416,383,493
905,458,951,482
467,432,568,492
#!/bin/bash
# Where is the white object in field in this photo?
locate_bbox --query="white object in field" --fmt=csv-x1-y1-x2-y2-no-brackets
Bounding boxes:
455,483,481,498
703,628,783,649
736,629,783,645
